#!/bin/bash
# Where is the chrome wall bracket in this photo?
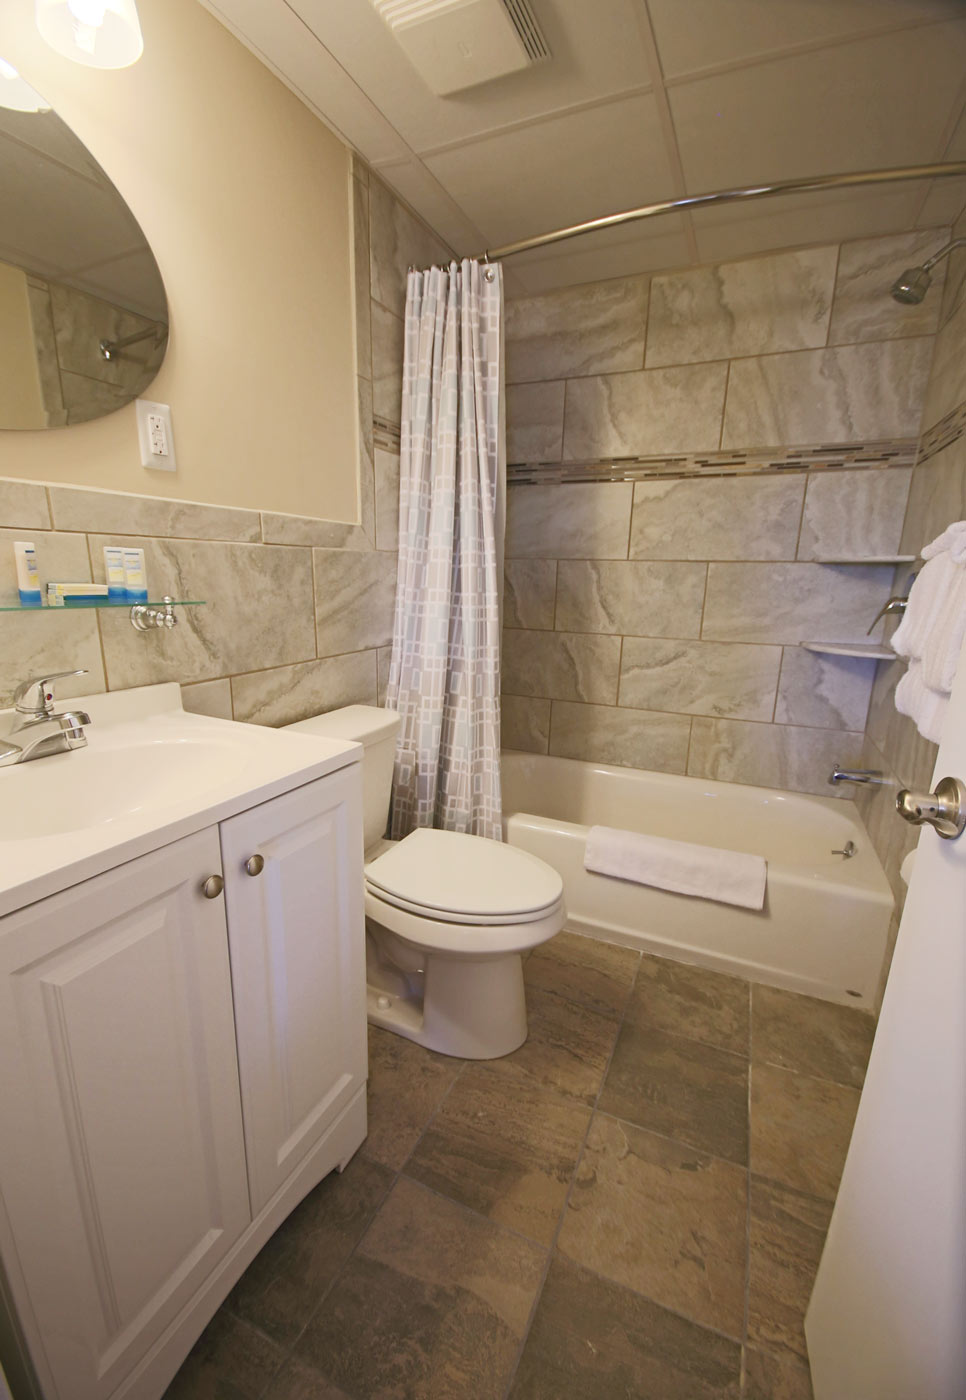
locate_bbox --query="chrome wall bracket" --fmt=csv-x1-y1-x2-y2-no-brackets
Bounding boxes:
130,596,177,631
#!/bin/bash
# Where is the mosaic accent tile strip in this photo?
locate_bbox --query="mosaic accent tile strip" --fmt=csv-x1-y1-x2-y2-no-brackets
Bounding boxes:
374,415,402,452
917,399,966,465
507,439,918,486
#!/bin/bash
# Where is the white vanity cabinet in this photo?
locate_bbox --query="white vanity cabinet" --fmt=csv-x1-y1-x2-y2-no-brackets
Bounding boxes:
0,763,366,1400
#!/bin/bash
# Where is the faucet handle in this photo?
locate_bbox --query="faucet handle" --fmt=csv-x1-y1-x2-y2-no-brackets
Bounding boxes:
13,670,88,716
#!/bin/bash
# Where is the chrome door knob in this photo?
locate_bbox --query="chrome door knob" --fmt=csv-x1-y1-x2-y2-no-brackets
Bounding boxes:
245,854,265,877
201,874,225,898
895,776,966,840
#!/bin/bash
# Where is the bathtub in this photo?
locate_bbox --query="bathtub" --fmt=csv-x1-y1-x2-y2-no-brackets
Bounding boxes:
501,751,893,1009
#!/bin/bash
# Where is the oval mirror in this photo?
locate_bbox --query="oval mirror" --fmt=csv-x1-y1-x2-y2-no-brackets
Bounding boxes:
0,78,168,431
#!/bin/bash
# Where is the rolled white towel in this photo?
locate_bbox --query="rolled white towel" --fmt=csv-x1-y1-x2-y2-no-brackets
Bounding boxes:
891,551,956,659
921,520,966,564
895,659,948,745
921,562,966,693
584,825,766,911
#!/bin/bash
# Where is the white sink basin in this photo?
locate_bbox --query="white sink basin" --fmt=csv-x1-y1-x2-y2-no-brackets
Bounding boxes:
0,682,360,917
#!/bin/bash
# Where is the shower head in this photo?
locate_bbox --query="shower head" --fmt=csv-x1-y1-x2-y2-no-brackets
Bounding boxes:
889,237,966,304
890,265,932,304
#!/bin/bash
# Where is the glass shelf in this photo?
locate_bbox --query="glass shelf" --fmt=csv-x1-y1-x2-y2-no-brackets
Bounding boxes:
0,598,205,613
801,641,894,661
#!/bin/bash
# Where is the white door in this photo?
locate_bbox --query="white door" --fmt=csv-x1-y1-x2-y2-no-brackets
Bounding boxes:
0,829,251,1400
805,658,966,1397
220,767,367,1215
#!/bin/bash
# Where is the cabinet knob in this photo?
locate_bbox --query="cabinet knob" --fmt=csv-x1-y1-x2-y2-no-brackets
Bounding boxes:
201,874,224,899
245,854,265,877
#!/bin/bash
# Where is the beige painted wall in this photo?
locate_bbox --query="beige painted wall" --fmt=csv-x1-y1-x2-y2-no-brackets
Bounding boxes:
0,262,44,430
0,0,358,520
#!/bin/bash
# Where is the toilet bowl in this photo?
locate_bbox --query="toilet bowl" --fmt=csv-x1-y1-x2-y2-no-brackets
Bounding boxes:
285,705,565,1058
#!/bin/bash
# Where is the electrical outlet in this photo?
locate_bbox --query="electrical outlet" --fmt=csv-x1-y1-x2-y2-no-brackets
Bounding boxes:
136,399,177,472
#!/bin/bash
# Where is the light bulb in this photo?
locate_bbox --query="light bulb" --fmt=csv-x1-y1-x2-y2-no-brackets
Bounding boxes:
35,0,143,69
0,56,51,112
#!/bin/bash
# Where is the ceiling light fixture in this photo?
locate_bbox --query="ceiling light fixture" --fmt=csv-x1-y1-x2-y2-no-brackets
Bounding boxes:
35,0,143,69
0,57,51,111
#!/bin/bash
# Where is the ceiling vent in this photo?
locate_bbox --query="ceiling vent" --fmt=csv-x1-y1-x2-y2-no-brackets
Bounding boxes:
371,0,550,96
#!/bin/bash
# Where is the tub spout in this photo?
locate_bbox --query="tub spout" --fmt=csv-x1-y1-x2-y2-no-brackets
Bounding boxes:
829,765,885,786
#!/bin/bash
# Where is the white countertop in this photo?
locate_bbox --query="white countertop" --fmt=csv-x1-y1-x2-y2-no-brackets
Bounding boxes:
0,683,360,918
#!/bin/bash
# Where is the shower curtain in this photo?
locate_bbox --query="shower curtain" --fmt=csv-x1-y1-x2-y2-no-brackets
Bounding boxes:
385,258,505,841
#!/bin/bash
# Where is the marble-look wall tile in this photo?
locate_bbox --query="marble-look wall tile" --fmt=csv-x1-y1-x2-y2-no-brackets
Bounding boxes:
357,376,376,543
507,382,565,463
828,230,947,345
504,559,556,630
702,562,894,644
505,277,647,384
374,449,400,551
549,701,691,772
505,483,633,560
563,362,728,459
864,654,937,793
230,651,378,726
620,637,781,721
501,695,550,753
369,178,451,319
630,475,805,561
0,526,91,597
775,648,876,731
722,339,933,447
91,536,316,689
314,548,397,655
377,644,392,705
0,611,104,706
900,436,966,557
48,486,261,543
180,678,233,720
920,295,966,431
555,560,706,638
688,717,864,797
797,468,912,561
646,246,836,368
0,479,50,530
502,629,621,704
353,175,372,380
371,303,405,426
939,216,966,330
259,513,367,550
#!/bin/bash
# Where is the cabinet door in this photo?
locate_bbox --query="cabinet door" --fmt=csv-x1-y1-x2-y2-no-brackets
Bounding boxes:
0,829,250,1400
220,766,367,1214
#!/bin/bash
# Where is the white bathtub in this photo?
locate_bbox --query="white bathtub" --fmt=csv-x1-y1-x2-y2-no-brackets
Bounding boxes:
501,751,893,1009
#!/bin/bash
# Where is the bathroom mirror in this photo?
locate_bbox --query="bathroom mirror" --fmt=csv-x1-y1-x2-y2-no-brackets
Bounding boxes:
0,90,168,431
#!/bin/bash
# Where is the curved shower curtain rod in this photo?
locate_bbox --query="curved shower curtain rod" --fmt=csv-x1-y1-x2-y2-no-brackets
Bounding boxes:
477,161,966,261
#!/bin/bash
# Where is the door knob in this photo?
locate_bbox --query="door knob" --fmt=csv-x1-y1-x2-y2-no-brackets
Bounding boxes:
895,776,966,839
245,854,265,877
201,874,224,898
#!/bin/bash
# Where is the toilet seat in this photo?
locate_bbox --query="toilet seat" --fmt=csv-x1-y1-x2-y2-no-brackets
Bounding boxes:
364,828,563,926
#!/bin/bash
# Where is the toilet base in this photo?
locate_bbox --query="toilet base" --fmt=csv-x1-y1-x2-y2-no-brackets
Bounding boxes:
366,944,529,1059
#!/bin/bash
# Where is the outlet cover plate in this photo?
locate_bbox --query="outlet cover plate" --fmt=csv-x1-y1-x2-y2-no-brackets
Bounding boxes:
136,399,177,472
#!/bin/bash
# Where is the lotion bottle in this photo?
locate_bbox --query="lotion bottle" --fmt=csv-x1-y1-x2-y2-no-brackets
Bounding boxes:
14,541,41,607
122,547,148,602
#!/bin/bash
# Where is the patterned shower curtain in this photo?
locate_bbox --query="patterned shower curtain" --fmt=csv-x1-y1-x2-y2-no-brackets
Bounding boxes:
385,258,505,840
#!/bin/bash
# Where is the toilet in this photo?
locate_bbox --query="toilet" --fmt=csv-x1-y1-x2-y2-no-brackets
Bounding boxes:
285,705,565,1058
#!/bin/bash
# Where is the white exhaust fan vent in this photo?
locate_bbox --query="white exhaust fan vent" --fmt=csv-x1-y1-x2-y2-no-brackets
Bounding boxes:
371,0,550,96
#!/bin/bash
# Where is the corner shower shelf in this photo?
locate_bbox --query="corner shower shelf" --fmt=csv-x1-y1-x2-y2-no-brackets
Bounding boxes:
812,555,916,565
801,642,894,661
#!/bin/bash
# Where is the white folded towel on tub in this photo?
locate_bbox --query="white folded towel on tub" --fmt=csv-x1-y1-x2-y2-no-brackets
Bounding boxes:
585,825,767,911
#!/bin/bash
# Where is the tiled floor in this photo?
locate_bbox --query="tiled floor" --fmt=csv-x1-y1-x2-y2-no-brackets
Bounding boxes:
165,932,876,1400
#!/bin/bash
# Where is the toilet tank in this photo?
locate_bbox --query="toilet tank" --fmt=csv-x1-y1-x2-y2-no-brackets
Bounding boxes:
284,705,401,849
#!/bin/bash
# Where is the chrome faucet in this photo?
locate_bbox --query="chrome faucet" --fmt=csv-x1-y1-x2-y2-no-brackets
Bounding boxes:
0,670,92,767
829,764,885,786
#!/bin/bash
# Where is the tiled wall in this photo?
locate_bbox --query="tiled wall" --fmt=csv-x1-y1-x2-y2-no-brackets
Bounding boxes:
0,160,448,725
853,208,966,998
501,231,947,797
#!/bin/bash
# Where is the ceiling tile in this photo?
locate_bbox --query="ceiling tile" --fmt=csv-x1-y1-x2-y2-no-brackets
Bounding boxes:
669,21,966,193
506,219,692,293
423,93,674,247
916,177,966,226
371,158,486,254
648,0,964,80
287,0,652,154
690,188,925,263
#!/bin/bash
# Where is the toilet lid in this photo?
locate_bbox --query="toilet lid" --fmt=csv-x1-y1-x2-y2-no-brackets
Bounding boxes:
364,828,563,921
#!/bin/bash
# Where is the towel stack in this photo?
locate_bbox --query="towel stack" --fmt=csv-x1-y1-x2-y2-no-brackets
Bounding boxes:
892,522,966,743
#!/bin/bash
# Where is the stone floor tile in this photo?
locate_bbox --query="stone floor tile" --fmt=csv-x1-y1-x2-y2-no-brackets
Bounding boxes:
558,1114,747,1337
525,930,640,1019
405,1061,591,1243
628,954,750,1055
509,1254,741,1399
751,1063,859,1202
600,1021,749,1164
363,1024,463,1170
227,1154,394,1345
487,984,621,1105
747,1176,832,1360
294,1176,545,1400
743,1346,814,1399
267,1357,353,1398
752,985,875,1088
162,1308,285,1399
